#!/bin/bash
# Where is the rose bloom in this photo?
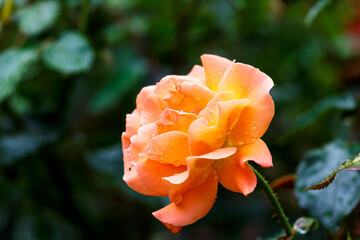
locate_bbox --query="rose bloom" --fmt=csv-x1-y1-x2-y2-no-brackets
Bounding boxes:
122,54,274,233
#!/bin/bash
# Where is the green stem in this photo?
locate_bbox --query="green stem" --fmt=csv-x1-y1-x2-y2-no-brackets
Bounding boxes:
79,0,90,33
248,163,293,238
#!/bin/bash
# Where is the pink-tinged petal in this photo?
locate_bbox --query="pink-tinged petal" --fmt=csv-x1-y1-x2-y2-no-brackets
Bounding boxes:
140,92,165,125
156,109,197,134
214,139,272,195
201,54,233,91
164,81,217,114
128,123,157,154
188,97,249,156
153,171,218,232
155,75,205,99
122,132,132,151
187,65,206,83
162,147,236,204
143,131,190,166
123,123,157,169
220,63,274,145
134,158,186,194
136,86,156,110
125,109,142,137
122,109,142,150
123,165,165,196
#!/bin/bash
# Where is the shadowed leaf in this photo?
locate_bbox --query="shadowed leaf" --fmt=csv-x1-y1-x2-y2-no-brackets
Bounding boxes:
295,140,360,231
42,31,94,74
89,47,146,113
16,1,60,36
304,0,332,26
0,48,38,103
0,132,57,166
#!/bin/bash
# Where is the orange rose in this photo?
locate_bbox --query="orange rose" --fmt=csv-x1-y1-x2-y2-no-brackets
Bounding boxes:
122,54,274,233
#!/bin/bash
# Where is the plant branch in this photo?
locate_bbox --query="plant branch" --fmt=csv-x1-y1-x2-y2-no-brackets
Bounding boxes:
248,163,293,238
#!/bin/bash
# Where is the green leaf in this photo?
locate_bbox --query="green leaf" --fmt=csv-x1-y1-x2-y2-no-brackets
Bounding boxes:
0,132,57,166
42,31,94,74
293,217,319,235
304,0,332,26
304,152,360,191
90,47,146,113
16,1,60,36
295,140,360,232
0,48,38,103
294,93,356,129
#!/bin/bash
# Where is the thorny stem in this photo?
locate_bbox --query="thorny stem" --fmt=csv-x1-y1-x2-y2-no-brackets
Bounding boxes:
248,163,293,238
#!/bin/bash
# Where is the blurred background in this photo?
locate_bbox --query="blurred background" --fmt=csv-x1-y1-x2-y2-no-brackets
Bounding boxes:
0,0,360,239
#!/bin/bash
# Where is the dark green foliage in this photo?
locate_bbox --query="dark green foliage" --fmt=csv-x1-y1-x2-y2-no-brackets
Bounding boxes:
0,0,359,239
305,0,333,26
293,93,356,130
0,48,38,103
16,1,60,36
42,31,94,74
0,132,57,166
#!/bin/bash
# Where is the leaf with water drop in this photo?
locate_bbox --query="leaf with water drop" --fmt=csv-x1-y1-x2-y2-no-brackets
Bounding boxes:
304,151,360,191
295,140,360,231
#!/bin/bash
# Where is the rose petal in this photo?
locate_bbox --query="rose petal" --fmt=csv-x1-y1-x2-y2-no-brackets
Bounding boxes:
143,131,190,166
201,54,233,91
152,171,218,231
162,147,236,204
156,109,197,134
125,109,142,137
187,65,206,83
188,97,249,156
220,63,274,145
134,158,186,194
123,165,165,196
122,132,132,152
136,86,156,110
164,81,217,114
227,95,274,145
140,91,165,125
214,139,272,195
128,123,157,155
198,91,236,125
155,75,205,99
